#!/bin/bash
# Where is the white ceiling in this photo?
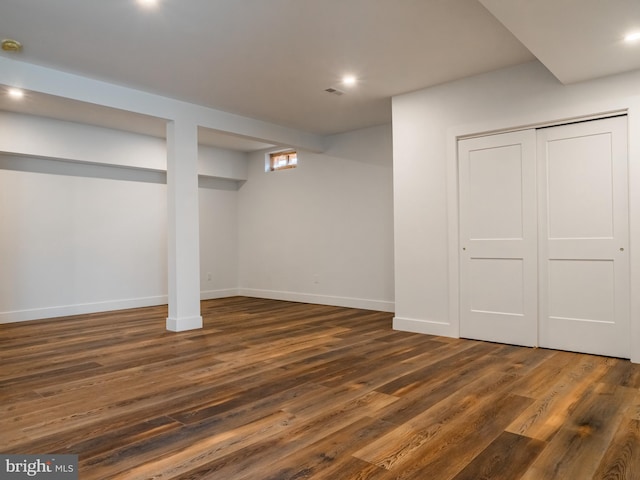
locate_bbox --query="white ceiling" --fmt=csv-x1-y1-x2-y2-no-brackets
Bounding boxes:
480,0,640,84
0,0,639,150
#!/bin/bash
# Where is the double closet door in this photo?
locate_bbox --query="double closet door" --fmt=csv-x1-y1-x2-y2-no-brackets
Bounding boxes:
458,116,630,358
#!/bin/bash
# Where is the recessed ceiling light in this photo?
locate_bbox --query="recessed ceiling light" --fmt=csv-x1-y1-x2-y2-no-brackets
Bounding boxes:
624,31,640,43
8,88,24,99
137,0,158,7
342,75,357,86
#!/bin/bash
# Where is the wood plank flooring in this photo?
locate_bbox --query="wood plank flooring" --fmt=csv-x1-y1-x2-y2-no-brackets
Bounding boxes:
1,297,639,479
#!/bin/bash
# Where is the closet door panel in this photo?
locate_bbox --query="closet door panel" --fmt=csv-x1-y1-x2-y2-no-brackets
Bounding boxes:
538,116,629,358
459,130,538,347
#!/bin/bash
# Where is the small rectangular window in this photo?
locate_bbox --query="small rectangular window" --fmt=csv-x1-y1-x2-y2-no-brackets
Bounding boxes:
268,150,297,171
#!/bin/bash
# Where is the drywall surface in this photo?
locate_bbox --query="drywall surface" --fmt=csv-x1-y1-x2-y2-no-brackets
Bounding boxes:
392,60,640,361
0,111,167,170
0,115,242,322
0,162,168,321
199,184,239,300
0,111,249,181
238,124,394,311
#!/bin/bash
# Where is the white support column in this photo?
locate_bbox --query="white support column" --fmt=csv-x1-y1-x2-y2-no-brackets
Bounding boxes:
166,119,203,331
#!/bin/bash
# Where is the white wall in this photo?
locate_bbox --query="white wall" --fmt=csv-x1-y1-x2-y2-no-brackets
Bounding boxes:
199,145,248,180
0,55,325,328
0,112,393,321
199,182,239,300
0,159,168,321
0,112,249,181
0,111,167,171
198,145,244,302
392,60,640,362
0,114,243,322
237,124,394,312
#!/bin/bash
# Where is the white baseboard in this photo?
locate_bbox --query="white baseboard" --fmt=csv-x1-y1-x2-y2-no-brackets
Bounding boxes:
200,288,240,300
238,288,395,312
166,315,203,331
0,289,393,323
393,316,456,337
0,295,168,324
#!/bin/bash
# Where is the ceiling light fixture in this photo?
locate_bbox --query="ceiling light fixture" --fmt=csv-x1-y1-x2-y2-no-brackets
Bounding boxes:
137,0,158,7
624,31,640,43
8,88,24,99
1,39,22,52
342,75,357,86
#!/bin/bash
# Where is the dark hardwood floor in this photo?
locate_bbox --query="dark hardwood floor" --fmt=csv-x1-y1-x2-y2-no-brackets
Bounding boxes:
1,297,639,479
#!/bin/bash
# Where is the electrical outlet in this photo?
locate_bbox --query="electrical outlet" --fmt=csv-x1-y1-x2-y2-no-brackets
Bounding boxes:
313,274,320,284
207,272,212,281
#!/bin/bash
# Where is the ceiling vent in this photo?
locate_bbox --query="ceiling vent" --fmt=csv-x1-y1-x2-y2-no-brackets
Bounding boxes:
324,87,344,96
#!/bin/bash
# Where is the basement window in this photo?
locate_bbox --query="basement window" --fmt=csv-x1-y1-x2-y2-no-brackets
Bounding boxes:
267,150,297,171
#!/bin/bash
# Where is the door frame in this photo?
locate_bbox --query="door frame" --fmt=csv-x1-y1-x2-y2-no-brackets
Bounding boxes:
446,100,640,363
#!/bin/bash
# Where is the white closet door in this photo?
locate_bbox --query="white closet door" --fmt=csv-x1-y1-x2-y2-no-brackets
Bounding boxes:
459,130,538,347
538,116,630,358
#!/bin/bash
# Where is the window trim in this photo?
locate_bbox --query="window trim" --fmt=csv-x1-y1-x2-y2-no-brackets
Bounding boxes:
267,150,297,172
